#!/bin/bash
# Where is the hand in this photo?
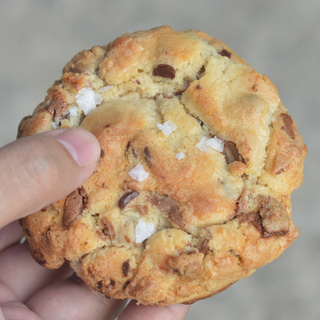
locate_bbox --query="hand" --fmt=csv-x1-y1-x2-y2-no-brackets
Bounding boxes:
0,128,190,320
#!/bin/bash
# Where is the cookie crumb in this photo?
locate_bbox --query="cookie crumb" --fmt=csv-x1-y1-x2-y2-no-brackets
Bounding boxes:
135,219,157,243
128,163,149,182
157,120,177,136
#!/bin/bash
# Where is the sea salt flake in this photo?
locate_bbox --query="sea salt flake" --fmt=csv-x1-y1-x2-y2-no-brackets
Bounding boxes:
128,163,149,182
69,107,79,117
51,122,57,129
175,152,185,160
196,136,224,153
206,136,224,152
135,219,157,243
99,85,113,93
76,87,102,115
157,120,177,136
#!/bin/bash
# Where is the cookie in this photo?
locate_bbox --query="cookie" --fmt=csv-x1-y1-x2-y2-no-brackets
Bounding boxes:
18,26,307,306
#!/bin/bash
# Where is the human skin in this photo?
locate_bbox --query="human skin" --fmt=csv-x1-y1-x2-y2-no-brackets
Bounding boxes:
0,128,190,320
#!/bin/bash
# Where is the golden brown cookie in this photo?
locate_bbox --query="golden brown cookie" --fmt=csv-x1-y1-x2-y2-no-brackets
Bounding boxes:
18,26,307,306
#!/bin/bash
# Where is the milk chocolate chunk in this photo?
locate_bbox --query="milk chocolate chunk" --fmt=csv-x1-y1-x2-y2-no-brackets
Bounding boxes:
100,217,116,240
63,188,87,227
168,251,203,280
280,113,295,140
151,196,185,227
223,141,245,164
153,64,176,79
259,197,290,237
46,89,69,118
118,191,139,209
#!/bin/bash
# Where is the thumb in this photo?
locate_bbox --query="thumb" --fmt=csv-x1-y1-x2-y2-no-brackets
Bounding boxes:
0,128,100,228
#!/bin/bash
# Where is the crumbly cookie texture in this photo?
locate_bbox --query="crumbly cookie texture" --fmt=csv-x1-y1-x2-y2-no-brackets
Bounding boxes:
18,26,307,306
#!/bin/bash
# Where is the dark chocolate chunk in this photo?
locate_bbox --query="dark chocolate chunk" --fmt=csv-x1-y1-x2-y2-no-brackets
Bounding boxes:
123,280,131,289
153,64,176,79
97,281,103,290
63,188,87,227
118,191,139,209
218,49,231,59
122,260,131,277
101,150,105,158
280,113,295,140
223,141,245,164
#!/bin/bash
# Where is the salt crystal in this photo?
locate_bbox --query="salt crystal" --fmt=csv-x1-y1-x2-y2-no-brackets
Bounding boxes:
69,107,79,117
99,85,113,93
206,136,224,152
157,120,177,136
196,136,224,153
175,152,185,160
135,219,157,243
76,87,102,115
128,163,149,182
51,122,57,129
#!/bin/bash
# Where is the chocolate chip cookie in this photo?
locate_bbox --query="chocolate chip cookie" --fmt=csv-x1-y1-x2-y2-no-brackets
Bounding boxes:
18,26,307,305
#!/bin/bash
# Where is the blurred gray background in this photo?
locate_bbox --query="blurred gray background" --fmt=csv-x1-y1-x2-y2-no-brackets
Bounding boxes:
0,0,319,319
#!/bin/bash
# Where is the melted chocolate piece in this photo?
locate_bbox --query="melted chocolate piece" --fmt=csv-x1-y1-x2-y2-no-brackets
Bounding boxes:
118,191,139,209
280,113,295,140
223,141,245,164
153,64,176,79
63,188,87,227
218,49,231,59
122,260,131,277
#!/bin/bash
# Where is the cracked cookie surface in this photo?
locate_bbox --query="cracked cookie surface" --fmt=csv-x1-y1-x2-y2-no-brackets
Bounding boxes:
19,26,307,306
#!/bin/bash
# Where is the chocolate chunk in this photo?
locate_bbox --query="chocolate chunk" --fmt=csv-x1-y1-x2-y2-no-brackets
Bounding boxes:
197,66,205,79
196,84,201,90
280,113,295,140
218,49,231,58
122,260,131,277
101,150,105,158
223,141,245,164
200,238,210,254
134,205,149,215
63,188,87,227
168,251,203,280
259,197,290,237
118,191,139,209
151,196,185,227
100,217,116,240
238,197,290,237
123,280,131,289
153,64,176,79
46,89,68,118
238,211,264,234
144,147,152,166
97,281,103,290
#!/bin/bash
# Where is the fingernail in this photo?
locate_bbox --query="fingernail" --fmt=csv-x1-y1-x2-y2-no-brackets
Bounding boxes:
55,128,101,166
